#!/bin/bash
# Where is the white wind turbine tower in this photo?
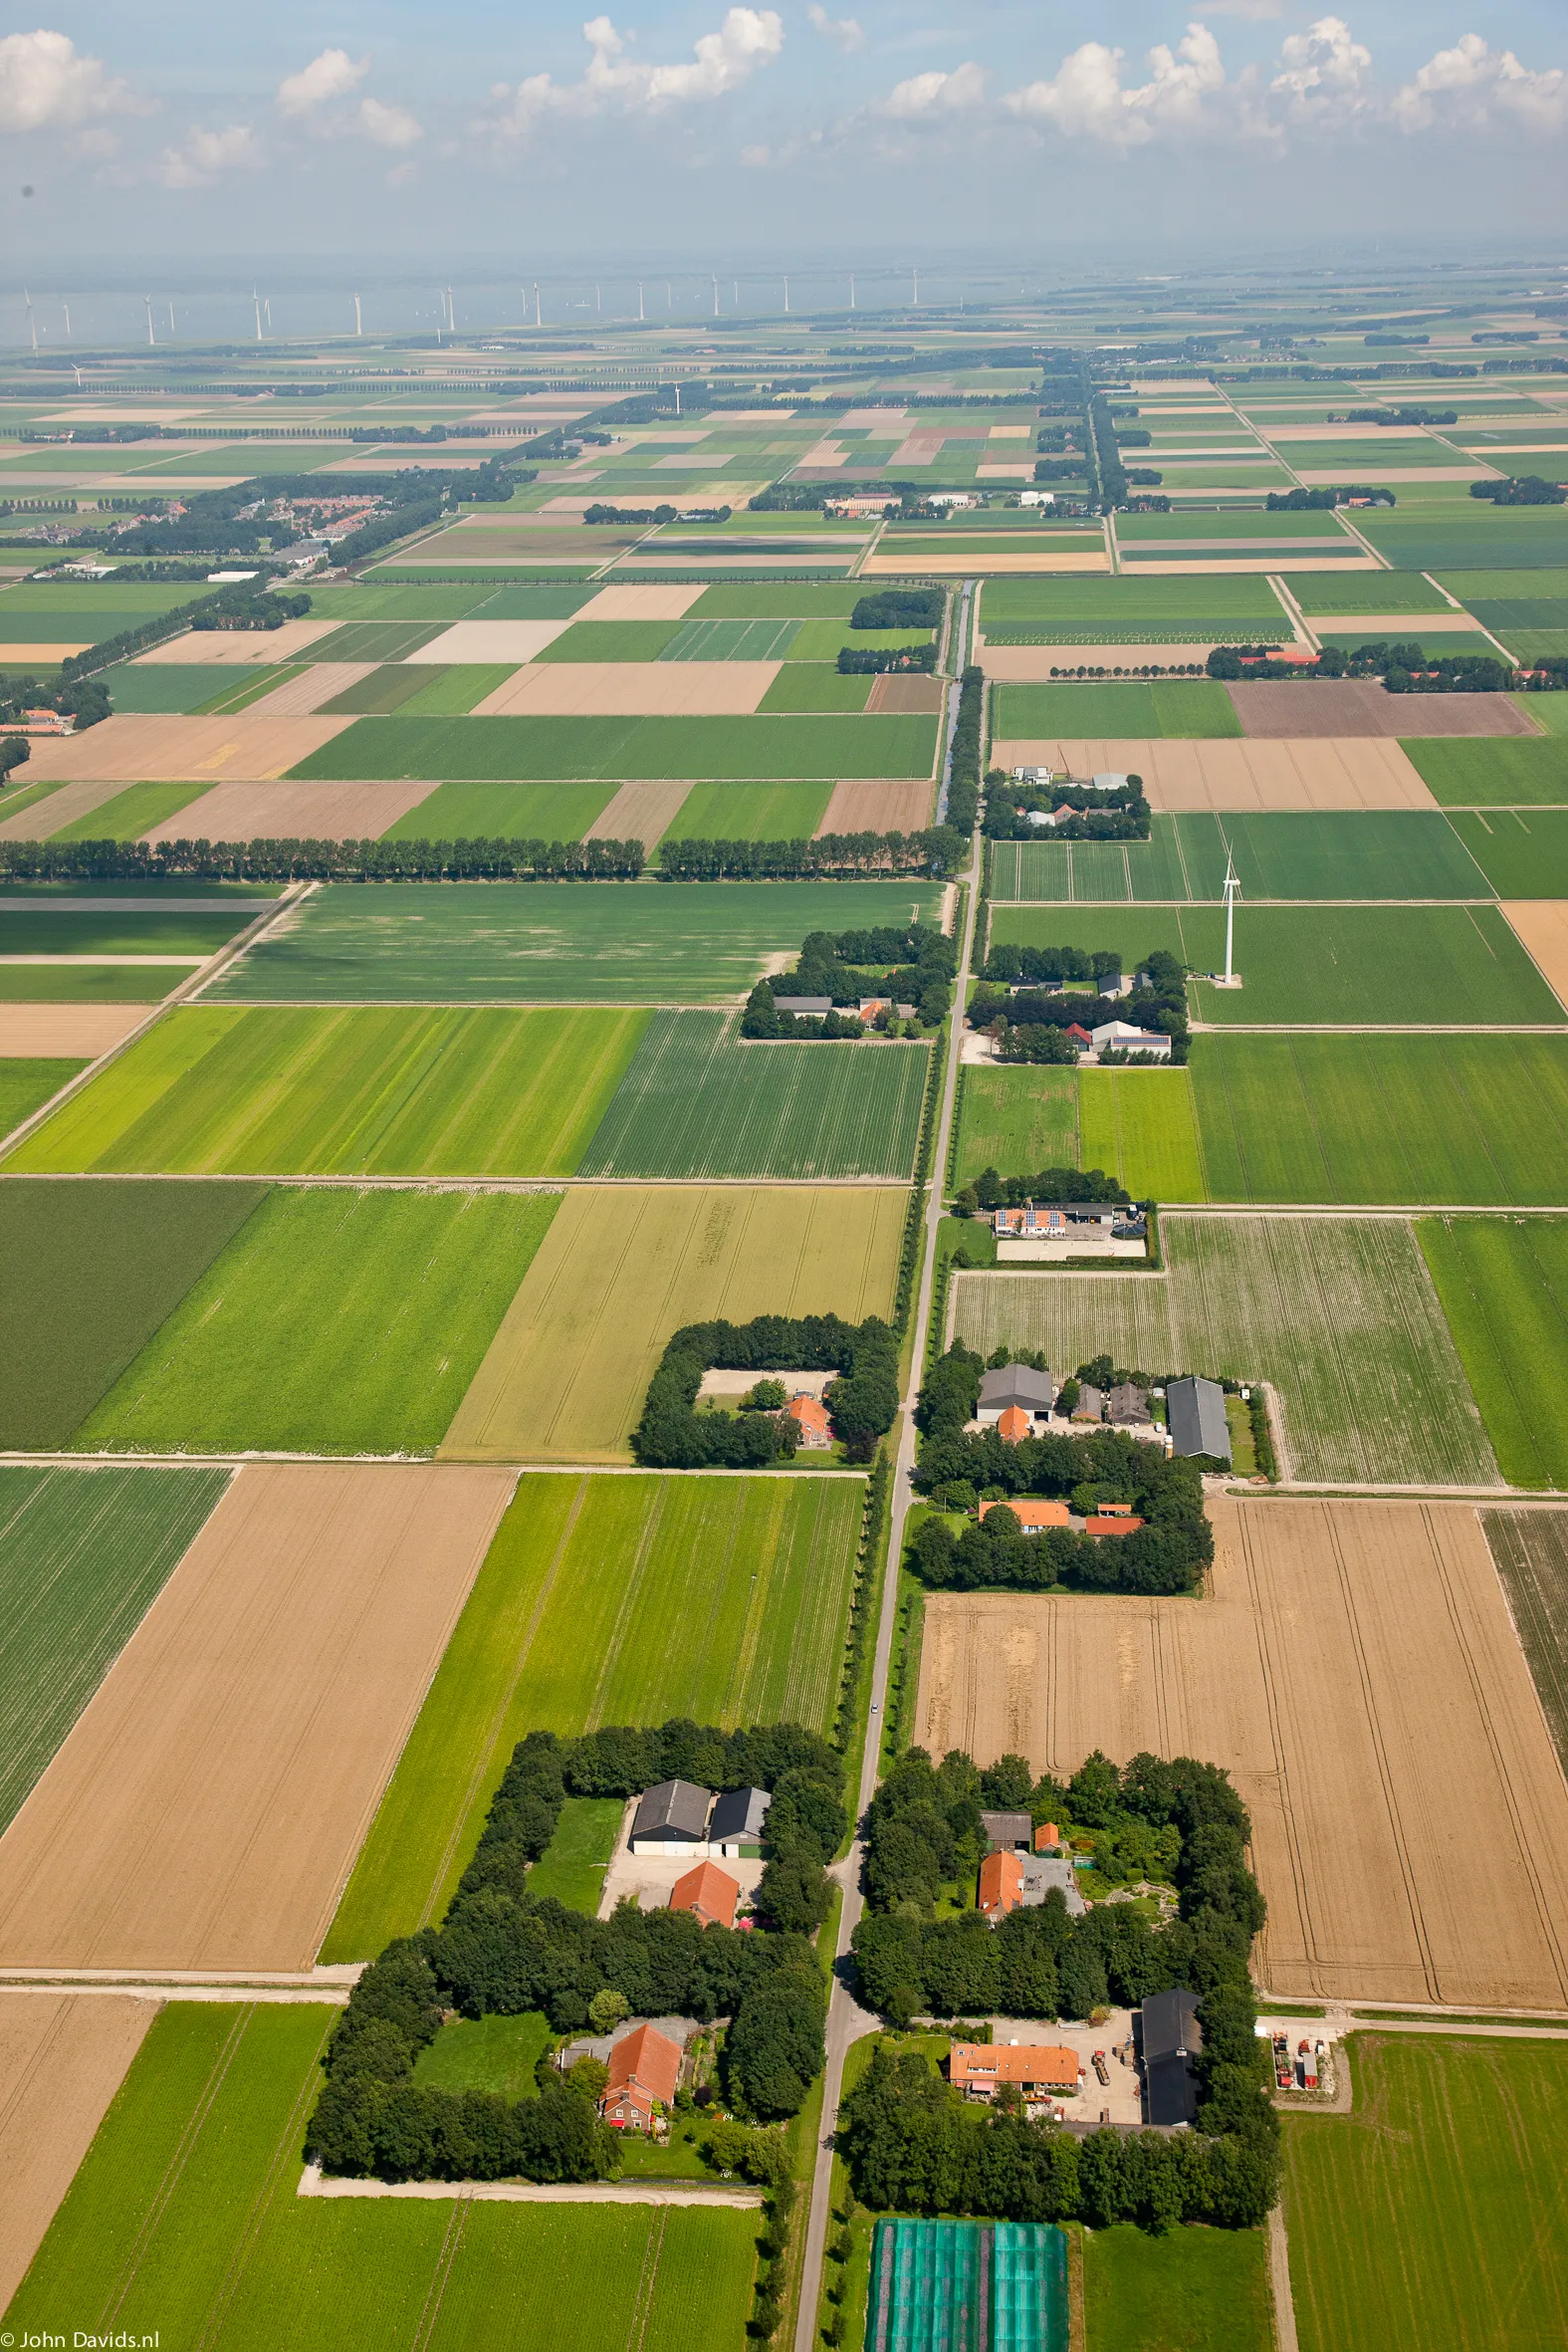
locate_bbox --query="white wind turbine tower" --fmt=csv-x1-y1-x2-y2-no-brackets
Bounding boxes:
353,293,362,336
1218,851,1242,988
24,289,37,353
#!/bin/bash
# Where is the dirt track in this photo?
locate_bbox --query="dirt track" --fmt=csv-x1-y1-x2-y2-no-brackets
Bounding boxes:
988,737,1436,812
0,1462,515,1972
1228,681,1539,739
915,1497,1568,2009
139,778,441,843
0,1003,147,1057
816,778,935,834
13,714,354,783
0,1991,155,2306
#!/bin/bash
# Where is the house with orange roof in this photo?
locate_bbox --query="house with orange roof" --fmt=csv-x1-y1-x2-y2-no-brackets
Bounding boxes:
1087,1509,1145,1535
787,1394,833,1449
978,1498,1071,1532
600,2022,683,2133
948,2042,1081,2101
979,1845,1086,1923
996,1404,1032,1444
668,1859,740,1930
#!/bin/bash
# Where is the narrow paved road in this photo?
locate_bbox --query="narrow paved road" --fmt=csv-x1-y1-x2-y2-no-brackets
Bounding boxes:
791,612,982,2351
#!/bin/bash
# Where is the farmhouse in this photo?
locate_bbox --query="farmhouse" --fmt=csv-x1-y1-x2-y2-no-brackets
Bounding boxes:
668,1859,740,1930
710,1785,771,1857
1141,1988,1203,2128
978,1498,1071,1532
978,1847,1087,1921
1167,1375,1232,1465
628,1779,715,1856
1107,1382,1153,1425
990,1204,1148,1263
948,2042,1081,2102
1072,1384,1106,1422
600,2022,683,2134
977,1362,1056,1425
1089,1021,1172,1061
787,1394,833,1449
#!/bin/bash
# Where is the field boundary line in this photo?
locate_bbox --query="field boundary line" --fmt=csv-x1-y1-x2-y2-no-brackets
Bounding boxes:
296,2165,764,2205
1268,2205,1302,2352
100,2001,255,2329
625,2207,669,2352
409,2192,473,2352
191,2010,338,2352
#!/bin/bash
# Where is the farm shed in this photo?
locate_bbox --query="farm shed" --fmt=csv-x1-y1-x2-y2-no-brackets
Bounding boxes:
1141,1987,1203,2127
709,1785,771,1857
1167,1375,1232,1463
628,1778,714,1855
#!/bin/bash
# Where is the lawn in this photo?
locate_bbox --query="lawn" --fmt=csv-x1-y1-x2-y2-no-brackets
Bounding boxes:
46,779,214,841
10,1005,647,1178
658,781,832,843
3,2002,759,2351
1284,2034,1568,2352
1419,1218,1568,1487
951,1211,1495,1485
285,713,939,781
955,1064,1078,1183
992,682,1242,739
205,879,941,1006
440,1183,906,1463
1189,1034,1568,1203
1479,1512,1568,1770
0,1464,228,1834
0,1177,266,1447
411,2011,552,2099
0,1056,81,1135
980,575,1288,644
1077,1069,1210,1202
988,811,1492,903
577,1010,929,1179
323,1471,864,1956
1083,2225,1272,2352
379,779,617,840
1402,738,1568,806
73,1187,560,1457
526,1795,625,1912
1445,809,1568,894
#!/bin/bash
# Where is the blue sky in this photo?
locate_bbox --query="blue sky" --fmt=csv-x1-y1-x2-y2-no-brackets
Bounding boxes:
2,5,1565,264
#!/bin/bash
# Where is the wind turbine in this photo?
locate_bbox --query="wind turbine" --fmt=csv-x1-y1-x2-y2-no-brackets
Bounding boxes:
24,289,37,353
712,274,719,318
1220,851,1241,987
353,293,362,336
144,295,155,347
637,279,644,322
253,289,263,341
62,299,71,339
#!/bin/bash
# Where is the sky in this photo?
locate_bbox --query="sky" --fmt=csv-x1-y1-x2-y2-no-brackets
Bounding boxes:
2,3,1566,276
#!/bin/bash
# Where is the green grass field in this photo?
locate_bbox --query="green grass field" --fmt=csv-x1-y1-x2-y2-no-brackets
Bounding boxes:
1356,508,1568,572
192,666,307,717
9,1006,646,1177
380,779,617,840
1446,808,1568,894
0,1055,80,1135
47,778,213,841
324,1470,863,1957
0,964,198,1001
525,1795,625,1912
105,663,250,714
954,1064,1078,1183
539,619,682,661
3,2002,759,2351
286,713,938,782
659,617,801,659
989,810,1492,903
304,620,447,663
0,907,252,955
0,1177,266,1447
1403,738,1568,806
1190,1034,1568,1203
1285,2034,1568,2352
318,662,447,714
951,1212,1495,1485
305,581,595,620
993,681,1242,739
1078,1069,1209,1201
657,780,830,842
759,666,874,712
577,1010,929,1179
206,879,940,1005
73,1187,559,1457
1419,1218,1568,1487
1479,1512,1568,1771
690,584,863,616
391,664,518,716
1083,2225,1272,2352
0,1464,228,1834
411,2010,553,2099
980,575,1288,643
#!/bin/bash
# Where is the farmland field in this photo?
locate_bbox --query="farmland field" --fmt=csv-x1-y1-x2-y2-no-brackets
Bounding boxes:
1480,1512,1568,1774
1402,738,1568,806
74,1187,560,1456
987,811,1485,903
285,712,939,781
541,619,682,661
441,1183,906,1461
1285,2036,1568,2352
1418,1218,1568,1487
950,1213,1495,1485
1446,809,1568,896
206,879,940,1005
577,1011,929,1179
0,1177,267,1447
3,2003,760,2349
980,575,1288,643
991,682,1242,739
0,1465,228,1833
0,908,251,955
378,779,617,840
1281,569,1452,616
954,1064,1078,1183
9,1006,647,1177
0,964,190,1002
1077,1069,1209,1202
690,583,863,616
1189,1035,1568,1204
45,778,213,841
1356,507,1568,572
659,780,833,842
325,1470,864,1956
758,665,873,712
1083,2226,1272,2352
0,1057,81,1136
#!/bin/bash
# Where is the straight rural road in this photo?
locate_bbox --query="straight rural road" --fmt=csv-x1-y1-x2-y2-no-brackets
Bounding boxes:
791,618,981,2352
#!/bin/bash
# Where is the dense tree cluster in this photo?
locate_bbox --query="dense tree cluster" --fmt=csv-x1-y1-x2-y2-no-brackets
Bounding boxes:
837,643,938,675
1338,405,1456,425
1470,475,1566,506
191,587,312,631
309,1722,845,2180
850,588,945,631
747,919,958,1032
1207,639,1515,693
583,503,678,525
957,1161,1131,1209
0,670,110,731
0,836,645,883
633,1311,900,1468
659,828,963,883
983,772,1150,844
1264,486,1396,510
947,665,984,833
970,946,1189,1063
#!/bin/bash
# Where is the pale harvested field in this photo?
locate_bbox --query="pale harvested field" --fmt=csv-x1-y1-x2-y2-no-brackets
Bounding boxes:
140,777,440,844
0,641,90,660
134,617,339,665
861,551,1109,577
575,586,706,619
0,779,133,840
0,1992,156,2308
987,737,1437,812
442,1184,907,1463
1230,682,1537,740
471,660,779,717
0,1462,516,1971
0,1002,146,1057
867,673,946,714
1311,610,1483,635
10,713,354,783
1265,423,1438,441
981,645,1231,678
916,1497,1568,2008
817,777,935,834
1296,465,1492,485
406,618,571,664
1501,902,1568,1012
582,778,692,845
247,662,374,715
1107,559,1382,578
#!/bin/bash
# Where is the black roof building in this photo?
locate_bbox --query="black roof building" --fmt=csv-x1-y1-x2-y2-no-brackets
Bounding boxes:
628,1779,714,1846
1141,1987,1204,2127
1166,1375,1232,1464
980,1809,1033,1852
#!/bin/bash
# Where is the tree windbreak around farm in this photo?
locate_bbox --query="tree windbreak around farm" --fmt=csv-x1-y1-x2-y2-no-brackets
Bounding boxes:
634,1312,900,1467
845,1746,1278,2230
311,1721,845,2181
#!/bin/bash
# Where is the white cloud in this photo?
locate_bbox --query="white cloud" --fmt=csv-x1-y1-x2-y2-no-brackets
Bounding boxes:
276,48,367,116
156,122,263,188
356,95,422,148
484,8,784,135
879,59,986,117
0,28,138,131
806,4,867,56
1270,15,1373,117
1005,24,1226,145
1392,33,1568,134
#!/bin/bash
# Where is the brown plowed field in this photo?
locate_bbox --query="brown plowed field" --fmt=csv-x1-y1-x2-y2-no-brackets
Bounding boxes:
0,1991,156,2307
816,778,935,834
134,617,339,665
0,1462,516,1972
575,586,705,620
12,714,354,783
139,777,440,844
472,661,778,716
246,663,375,715
989,737,1436,812
0,780,134,840
1500,902,1568,1011
0,1003,146,1057
1228,681,1539,738
866,674,946,714
582,779,693,844
915,1497,1568,2009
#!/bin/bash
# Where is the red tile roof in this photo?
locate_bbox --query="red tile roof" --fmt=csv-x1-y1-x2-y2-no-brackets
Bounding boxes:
978,1848,1023,1920
787,1394,832,1445
1087,1513,1144,1535
600,2023,682,2129
979,1498,1071,1531
949,2042,1080,2094
997,1404,1031,1443
668,1860,740,1930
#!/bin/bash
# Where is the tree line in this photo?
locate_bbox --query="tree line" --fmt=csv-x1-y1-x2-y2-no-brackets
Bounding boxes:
0,836,647,883
633,1311,900,1468
1207,640,1522,694
947,666,984,833
657,828,965,882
